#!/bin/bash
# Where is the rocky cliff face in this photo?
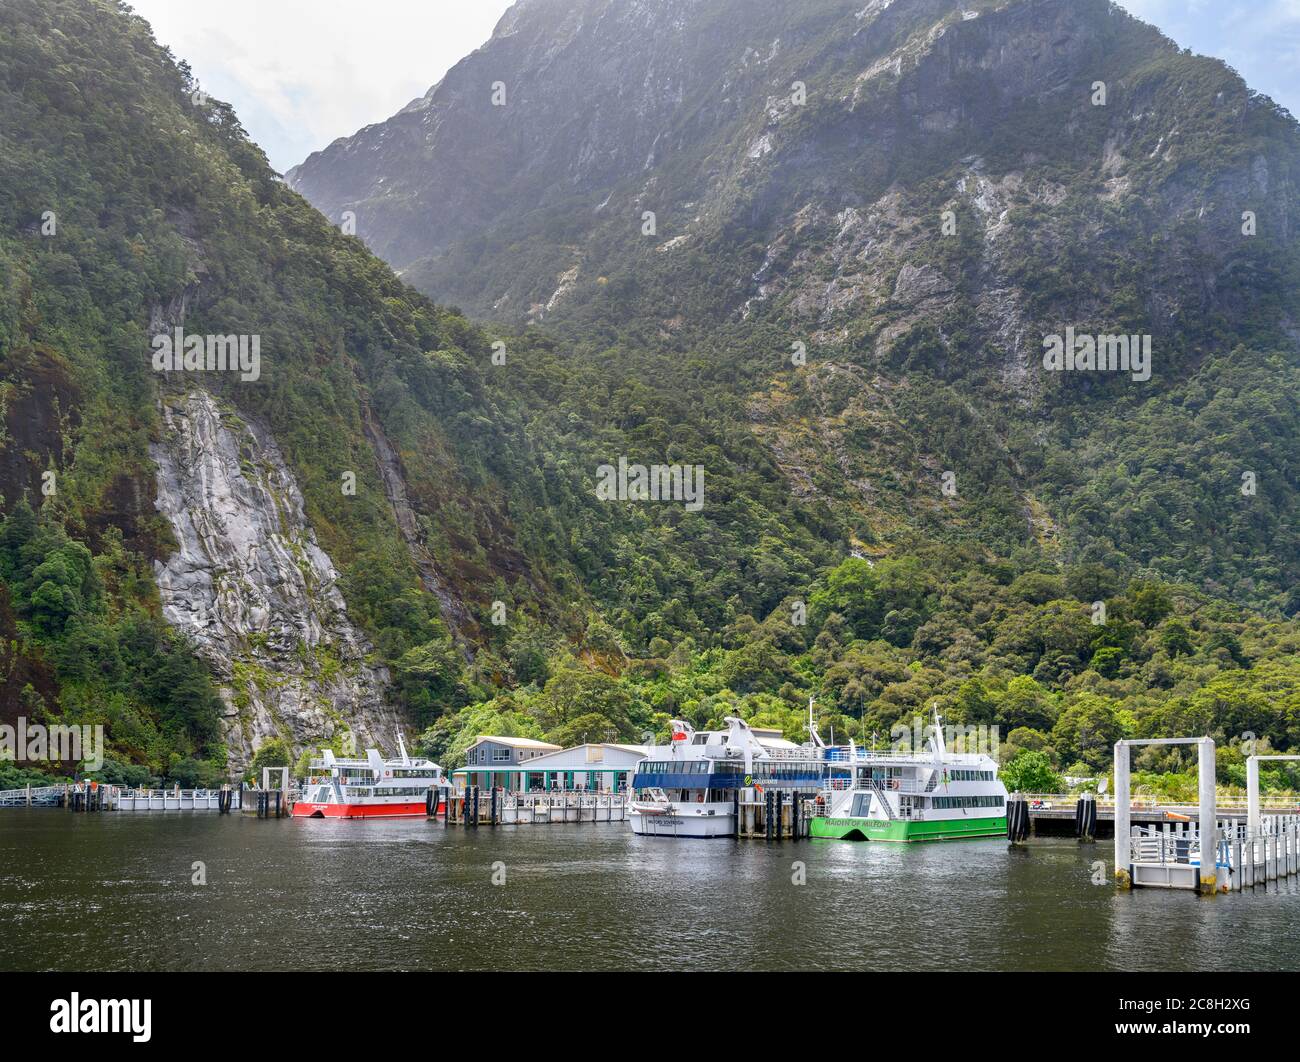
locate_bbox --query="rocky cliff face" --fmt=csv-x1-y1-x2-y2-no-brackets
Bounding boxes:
288,0,1298,343
151,391,399,774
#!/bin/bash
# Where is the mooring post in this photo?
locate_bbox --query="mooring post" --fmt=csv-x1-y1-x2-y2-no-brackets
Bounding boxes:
1076,792,1096,843
1247,756,1261,839
1113,741,1131,888
490,786,498,827
1197,738,1217,894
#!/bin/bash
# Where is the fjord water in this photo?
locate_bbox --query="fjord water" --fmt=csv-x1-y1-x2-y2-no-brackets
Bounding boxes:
1,813,1296,971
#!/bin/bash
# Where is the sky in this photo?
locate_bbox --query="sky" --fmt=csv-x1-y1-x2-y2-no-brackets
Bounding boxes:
126,0,515,172
125,0,1300,174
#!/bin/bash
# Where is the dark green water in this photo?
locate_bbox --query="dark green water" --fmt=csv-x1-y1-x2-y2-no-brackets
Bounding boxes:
1,811,1296,971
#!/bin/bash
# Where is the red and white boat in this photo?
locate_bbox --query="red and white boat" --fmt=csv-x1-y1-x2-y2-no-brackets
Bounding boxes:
293,734,452,819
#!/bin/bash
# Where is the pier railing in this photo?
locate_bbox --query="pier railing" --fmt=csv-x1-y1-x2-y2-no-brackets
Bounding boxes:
0,785,68,807
1020,791,1300,811
1126,815,1300,890
449,788,627,825
113,787,229,811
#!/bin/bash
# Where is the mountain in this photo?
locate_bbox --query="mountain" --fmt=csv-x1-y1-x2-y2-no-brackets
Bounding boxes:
2,0,1298,793
290,0,1300,612
0,0,556,780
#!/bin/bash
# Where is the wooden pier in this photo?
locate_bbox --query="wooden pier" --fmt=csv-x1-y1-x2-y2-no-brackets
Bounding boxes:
445,788,627,825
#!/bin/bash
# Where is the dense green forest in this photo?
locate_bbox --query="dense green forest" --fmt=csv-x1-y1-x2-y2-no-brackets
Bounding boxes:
1,0,1297,796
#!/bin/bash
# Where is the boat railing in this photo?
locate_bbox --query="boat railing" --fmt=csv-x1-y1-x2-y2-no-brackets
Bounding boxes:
824,747,987,766
834,778,934,796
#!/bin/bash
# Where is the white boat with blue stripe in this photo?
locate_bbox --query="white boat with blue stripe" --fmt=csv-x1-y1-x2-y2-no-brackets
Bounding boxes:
629,716,835,837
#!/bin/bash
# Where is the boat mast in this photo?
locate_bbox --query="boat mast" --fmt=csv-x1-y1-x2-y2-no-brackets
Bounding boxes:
929,704,947,773
807,697,825,749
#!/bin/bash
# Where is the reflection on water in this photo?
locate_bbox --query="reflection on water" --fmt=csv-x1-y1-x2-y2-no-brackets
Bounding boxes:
1,811,1296,971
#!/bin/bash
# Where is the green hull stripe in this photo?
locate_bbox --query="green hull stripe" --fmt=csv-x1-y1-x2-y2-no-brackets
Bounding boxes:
809,815,1008,843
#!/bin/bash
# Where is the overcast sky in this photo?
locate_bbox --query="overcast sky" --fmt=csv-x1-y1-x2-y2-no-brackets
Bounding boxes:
126,0,1300,174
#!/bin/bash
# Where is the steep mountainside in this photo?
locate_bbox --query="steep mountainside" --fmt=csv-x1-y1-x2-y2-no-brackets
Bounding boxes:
0,0,570,779
291,0,1300,613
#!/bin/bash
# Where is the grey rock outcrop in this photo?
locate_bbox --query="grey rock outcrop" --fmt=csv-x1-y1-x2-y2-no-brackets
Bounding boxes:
151,390,398,775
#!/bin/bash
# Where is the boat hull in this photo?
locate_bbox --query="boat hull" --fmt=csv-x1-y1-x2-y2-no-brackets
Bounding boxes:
630,810,735,837
292,801,438,819
809,815,1007,842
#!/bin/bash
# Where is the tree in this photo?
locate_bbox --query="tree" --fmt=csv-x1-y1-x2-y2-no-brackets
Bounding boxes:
996,675,1056,732
536,660,633,734
1128,581,1173,627
1160,618,1194,656
1052,693,1124,770
1000,750,1063,794
809,558,880,638
546,711,623,748
394,638,463,724
249,737,291,782
1088,645,1124,678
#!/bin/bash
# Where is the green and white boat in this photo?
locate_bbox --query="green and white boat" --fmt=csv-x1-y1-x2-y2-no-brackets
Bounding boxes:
809,711,1007,843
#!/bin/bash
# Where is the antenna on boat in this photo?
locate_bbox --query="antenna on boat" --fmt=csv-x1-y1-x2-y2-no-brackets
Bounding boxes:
807,697,825,749
929,702,946,766
396,730,410,766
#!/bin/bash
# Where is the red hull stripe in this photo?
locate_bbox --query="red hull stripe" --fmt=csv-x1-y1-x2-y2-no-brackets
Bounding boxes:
291,801,443,819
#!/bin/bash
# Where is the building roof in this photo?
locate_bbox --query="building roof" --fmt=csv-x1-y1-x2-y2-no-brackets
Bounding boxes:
470,735,561,750
454,741,649,775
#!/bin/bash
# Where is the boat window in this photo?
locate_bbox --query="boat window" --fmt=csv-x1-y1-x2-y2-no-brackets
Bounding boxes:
932,795,1005,809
